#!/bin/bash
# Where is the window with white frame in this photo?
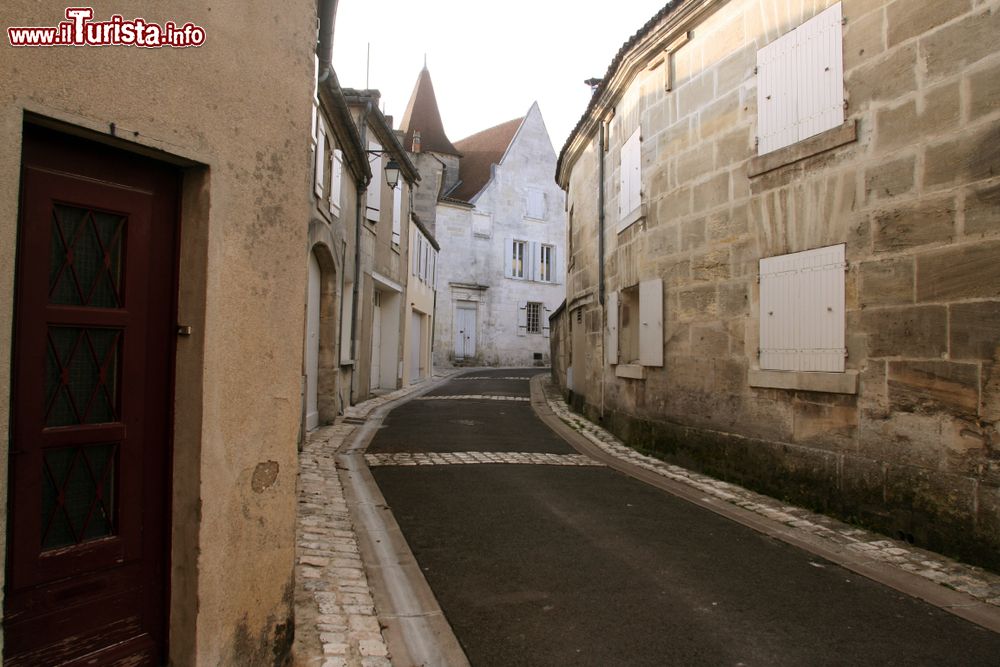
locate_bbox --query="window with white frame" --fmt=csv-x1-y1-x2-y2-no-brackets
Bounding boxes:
366,140,382,222
507,239,527,279
525,189,546,219
606,278,663,368
756,2,844,155
758,244,846,372
618,128,642,230
518,301,550,337
314,121,328,199
539,244,554,283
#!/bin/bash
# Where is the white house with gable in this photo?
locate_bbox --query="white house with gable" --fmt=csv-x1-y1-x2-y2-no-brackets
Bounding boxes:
399,67,566,367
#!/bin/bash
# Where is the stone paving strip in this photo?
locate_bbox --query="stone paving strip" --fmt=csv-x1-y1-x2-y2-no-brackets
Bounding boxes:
539,376,1000,607
414,394,530,402
365,452,604,468
295,371,462,667
450,376,534,380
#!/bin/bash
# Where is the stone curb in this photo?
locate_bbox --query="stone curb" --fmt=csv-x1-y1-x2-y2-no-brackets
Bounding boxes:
536,375,1000,612
293,371,462,667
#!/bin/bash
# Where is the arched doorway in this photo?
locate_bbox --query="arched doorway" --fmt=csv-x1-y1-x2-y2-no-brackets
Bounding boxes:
305,252,321,431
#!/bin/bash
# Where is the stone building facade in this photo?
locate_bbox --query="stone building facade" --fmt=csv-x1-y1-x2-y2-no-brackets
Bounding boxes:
1,1,319,663
400,67,567,367
552,0,1000,569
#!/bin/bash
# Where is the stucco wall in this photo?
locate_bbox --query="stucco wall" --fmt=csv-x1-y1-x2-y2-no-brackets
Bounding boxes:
558,0,1000,569
1,1,315,662
434,105,568,367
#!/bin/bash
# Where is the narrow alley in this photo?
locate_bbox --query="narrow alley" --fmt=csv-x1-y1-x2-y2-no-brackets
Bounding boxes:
356,369,1000,666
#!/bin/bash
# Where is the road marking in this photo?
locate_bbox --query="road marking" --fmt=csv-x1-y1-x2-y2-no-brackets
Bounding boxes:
415,395,529,402
365,452,604,467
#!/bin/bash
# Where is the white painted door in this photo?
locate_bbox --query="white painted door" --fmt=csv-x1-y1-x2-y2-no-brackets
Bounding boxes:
305,253,321,431
370,291,382,390
410,311,422,382
455,306,477,360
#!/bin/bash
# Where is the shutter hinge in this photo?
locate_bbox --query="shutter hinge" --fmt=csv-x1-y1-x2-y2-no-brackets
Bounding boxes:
754,136,760,148
753,65,758,75
756,348,761,359
842,17,847,26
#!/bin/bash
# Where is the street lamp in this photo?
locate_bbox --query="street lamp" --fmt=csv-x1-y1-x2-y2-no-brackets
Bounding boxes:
384,160,401,189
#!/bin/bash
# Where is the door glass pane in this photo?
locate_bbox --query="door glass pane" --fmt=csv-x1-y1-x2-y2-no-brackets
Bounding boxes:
50,204,125,308
45,327,121,427
41,443,117,550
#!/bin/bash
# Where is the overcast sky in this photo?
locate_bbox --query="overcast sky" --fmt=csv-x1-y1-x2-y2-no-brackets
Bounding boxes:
332,0,668,152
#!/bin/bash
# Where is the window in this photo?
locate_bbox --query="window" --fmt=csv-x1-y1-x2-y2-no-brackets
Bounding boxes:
756,2,844,155
518,302,550,337
539,244,554,283
329,148,343,216
525,189,545,219
366,140,381,222
606,278,663,369
507,239,526,279
526,302,541,334
759,244,845,372
618,128,642,230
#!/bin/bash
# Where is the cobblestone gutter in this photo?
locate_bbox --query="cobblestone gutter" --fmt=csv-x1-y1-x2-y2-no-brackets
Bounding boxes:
540,376,1000,607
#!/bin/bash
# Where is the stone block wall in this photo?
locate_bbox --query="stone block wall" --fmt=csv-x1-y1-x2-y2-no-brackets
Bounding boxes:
556,0,1000,569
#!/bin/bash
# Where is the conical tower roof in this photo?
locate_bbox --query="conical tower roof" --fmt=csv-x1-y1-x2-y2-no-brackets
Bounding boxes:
400,66,460,156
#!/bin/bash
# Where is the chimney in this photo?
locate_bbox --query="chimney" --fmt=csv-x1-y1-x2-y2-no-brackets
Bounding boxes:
412,131,422,153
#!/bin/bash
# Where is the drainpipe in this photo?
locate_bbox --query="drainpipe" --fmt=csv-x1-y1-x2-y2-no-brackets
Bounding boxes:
598,119,607,419
351,100,372,402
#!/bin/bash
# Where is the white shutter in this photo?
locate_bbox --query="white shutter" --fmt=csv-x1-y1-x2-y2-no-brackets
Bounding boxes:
419,237,427,279
639,278,663,367
757,29,798,154
542,305,551,338
796,2,844,142
529,241,540,282
431,252,436,287
329,149,343,216
552,246,561,285
758,3,844,154
629,132,642,214
526,189,545,219
314,128,326,198
340,284,354,364
503,238,514,278
606,291,619,365
620,130,640,220
759,244,845,372
366,140,381,221
392,184,402,245
412,235,420,276
517,303,528,336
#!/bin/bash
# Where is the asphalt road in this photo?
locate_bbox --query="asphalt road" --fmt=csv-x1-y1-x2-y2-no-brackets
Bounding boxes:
369,369,1000,666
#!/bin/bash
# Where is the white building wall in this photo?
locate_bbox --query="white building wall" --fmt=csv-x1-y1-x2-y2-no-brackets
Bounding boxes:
433,103,566,367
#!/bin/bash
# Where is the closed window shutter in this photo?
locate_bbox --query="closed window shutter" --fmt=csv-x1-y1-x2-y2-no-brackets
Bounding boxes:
757,2,843,154
314,128,326,198
330,149,343,216
517,303,527,336
796,2,844,141
759,244,845,372
413,236,421,276
552,245,561,285
392,184,402,245
503,238,514,278
366,140,381,221
340,284,354,364
639,278,663,367
629,133,642,214
606,291,619,365
529,241,540,282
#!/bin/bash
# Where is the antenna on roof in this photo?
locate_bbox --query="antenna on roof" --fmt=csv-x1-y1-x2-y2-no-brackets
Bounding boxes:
423,53,427,70
366,42,371,89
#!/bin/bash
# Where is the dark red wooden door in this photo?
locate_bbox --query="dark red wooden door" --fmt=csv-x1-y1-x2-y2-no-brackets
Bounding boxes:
4,126,178,665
